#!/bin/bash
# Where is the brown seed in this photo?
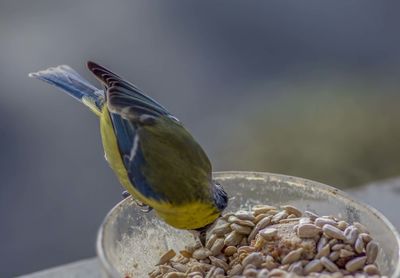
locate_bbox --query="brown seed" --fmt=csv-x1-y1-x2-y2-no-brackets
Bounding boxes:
360,233,372,243
337,221,349,230
329,251,340,262
179,250,192,258
224,246,237,256
345,256,367,272
353,222,369,234
156,249,176,265
227,264,243,276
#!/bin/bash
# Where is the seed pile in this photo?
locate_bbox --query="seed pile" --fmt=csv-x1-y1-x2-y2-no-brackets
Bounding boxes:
149,205,385,277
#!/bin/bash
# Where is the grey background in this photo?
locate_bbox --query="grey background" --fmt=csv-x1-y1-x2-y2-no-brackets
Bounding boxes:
1,1,400,276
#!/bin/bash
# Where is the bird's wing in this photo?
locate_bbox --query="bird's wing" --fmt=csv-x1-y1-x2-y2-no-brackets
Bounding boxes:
87,62,211,204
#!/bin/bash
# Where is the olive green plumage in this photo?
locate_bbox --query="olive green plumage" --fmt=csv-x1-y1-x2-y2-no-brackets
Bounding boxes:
29,61,228,230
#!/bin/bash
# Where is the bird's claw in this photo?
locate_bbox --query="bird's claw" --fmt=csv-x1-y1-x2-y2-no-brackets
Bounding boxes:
121,190,153,213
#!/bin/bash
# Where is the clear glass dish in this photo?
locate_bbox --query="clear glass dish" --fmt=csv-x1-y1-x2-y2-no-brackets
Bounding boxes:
96,171,400,277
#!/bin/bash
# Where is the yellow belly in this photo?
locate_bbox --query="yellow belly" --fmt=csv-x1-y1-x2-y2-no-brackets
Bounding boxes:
99,107,220,229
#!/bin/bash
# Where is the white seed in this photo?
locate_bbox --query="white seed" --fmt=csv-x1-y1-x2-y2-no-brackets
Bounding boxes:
267,269,287,277
156,249,176,265
257,269,270,278
354,235,365,254
228,264,243,276
259,227,278,240
345,256,367,272
363,264,380,275
248,216,272,241
299,217,312,225
337,221,349,230
297,223,321,238
353,222,369,234
281,248,303,265
304,210,319,220
205,234,218,249
323,224,346,240
210,238,225,256
235,210,255,221
329,251,340,262
281,205,303,217
271,210,289,223
366,241,379,264
304,259,323,274
315,243,330,259
224,231,243,246
252,205,277,215
320,256,340,272
339,249,355,258
288,261,303,275
231,223,253,235
211,223,231,236
346,227,359,245
209,256,229,271
192,248,211,260
317,236,328,252
242,252,263,267
360,233,372,243
315,217,338,228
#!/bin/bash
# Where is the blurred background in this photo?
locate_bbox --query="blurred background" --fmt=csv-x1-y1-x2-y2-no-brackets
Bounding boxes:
1,1,400,276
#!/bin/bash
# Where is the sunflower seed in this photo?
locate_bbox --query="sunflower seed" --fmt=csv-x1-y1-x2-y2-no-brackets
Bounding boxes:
211,223,231,236
315,217,338,228
323,224,346,240
282,248,303,265
363,264,380,275
366,241,379,264
224,230,243,246
210,238,225,256
192,248,211,260
224,246,237,256
297,223,321,238
259,227,278,240
242,252,263,267
235,211,255,221
320,256,340,272
271,210,289,223
315,243,330,259
304,259,323,274
345,256,367,272
281,205,303,217
252,205,277,215
354,235,365,254
156,249,176,265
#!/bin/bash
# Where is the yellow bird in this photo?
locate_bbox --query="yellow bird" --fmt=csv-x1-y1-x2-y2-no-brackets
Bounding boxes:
30,61,228,234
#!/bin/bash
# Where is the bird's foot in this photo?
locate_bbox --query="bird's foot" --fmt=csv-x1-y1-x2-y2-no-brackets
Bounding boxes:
121,190,153,213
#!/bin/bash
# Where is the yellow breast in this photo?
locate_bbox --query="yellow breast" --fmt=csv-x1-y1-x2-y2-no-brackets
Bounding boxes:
99,107,220,229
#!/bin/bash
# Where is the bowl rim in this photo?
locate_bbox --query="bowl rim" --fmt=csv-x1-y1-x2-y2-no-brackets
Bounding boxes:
96,171,400,277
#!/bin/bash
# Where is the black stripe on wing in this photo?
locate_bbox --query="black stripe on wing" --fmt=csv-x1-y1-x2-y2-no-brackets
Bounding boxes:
86,61,171,119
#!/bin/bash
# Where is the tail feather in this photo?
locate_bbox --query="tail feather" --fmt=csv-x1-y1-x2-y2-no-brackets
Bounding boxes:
29,65,105,114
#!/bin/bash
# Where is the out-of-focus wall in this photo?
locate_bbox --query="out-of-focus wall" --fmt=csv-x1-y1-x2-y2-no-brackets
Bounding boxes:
1,1,400,276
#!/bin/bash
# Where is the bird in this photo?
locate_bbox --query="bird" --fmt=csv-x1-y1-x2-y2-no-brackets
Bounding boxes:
29,62,228,236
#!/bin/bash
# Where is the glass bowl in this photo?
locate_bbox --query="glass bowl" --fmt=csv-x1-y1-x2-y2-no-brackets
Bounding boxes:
96,171,400,277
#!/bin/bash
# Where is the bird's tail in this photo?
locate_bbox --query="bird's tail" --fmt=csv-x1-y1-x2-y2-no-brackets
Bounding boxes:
29,65,105,116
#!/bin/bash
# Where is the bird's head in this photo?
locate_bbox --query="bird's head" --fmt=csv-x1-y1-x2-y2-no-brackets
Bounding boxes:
212,181,228,212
